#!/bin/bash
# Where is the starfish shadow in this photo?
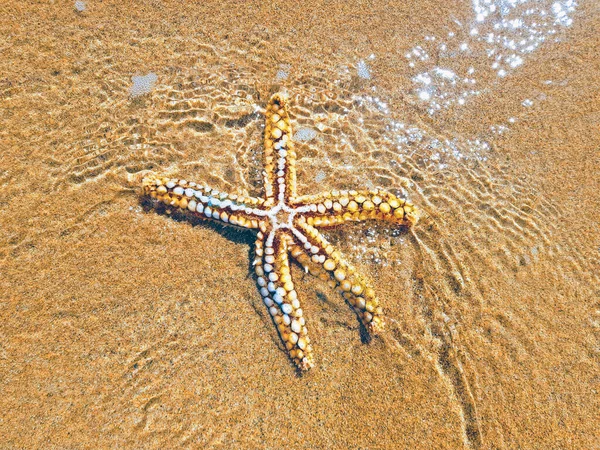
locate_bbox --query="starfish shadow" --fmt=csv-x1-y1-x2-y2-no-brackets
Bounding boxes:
292,263,374,346
140,196,256,247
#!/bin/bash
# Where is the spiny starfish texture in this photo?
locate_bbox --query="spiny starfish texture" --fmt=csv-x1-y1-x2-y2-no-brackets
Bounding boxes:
142,93,418,370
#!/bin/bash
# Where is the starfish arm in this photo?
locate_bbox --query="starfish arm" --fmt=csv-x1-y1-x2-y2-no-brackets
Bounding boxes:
142,175,266,229
290,221,385,333
262,93,298,204
291,189,418,228
254,230,314,370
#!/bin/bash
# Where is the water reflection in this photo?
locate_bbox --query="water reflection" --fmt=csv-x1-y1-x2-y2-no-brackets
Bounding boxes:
405,0,577,115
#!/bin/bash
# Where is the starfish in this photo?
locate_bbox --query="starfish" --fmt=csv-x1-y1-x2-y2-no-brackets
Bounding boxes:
141,93,418,370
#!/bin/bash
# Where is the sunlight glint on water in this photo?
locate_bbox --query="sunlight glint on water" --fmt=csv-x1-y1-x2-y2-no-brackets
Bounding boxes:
405,0,577,115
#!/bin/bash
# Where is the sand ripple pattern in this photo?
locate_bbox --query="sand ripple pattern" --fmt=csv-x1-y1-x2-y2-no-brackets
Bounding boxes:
14,39,598,448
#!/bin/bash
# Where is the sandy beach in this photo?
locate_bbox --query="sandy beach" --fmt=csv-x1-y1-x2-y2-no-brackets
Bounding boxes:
1,1,599,448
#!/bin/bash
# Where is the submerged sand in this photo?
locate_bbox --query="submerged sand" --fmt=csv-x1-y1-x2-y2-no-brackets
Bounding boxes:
1,1,599,449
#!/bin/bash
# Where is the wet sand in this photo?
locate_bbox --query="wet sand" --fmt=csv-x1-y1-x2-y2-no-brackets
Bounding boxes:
1,1,599,448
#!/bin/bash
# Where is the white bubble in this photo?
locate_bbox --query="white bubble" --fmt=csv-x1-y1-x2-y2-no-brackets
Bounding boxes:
414,73,432,85
433,68,456,80
294,128,317,142
418,90,431,101
356,60,371,79
508,55,524,68
129,73,158,97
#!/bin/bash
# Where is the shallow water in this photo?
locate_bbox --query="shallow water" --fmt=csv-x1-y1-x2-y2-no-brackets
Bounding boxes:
1,1,599,448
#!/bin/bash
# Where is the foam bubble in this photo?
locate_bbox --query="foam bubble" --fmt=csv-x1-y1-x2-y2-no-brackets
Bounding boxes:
357,60,371,79
294,127,317,142
129,73,158,97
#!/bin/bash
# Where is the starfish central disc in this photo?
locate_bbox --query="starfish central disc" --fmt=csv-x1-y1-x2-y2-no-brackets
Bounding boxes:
269,203,295,229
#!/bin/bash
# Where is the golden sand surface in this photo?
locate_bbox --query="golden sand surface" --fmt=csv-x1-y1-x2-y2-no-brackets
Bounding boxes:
1,1,599,448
